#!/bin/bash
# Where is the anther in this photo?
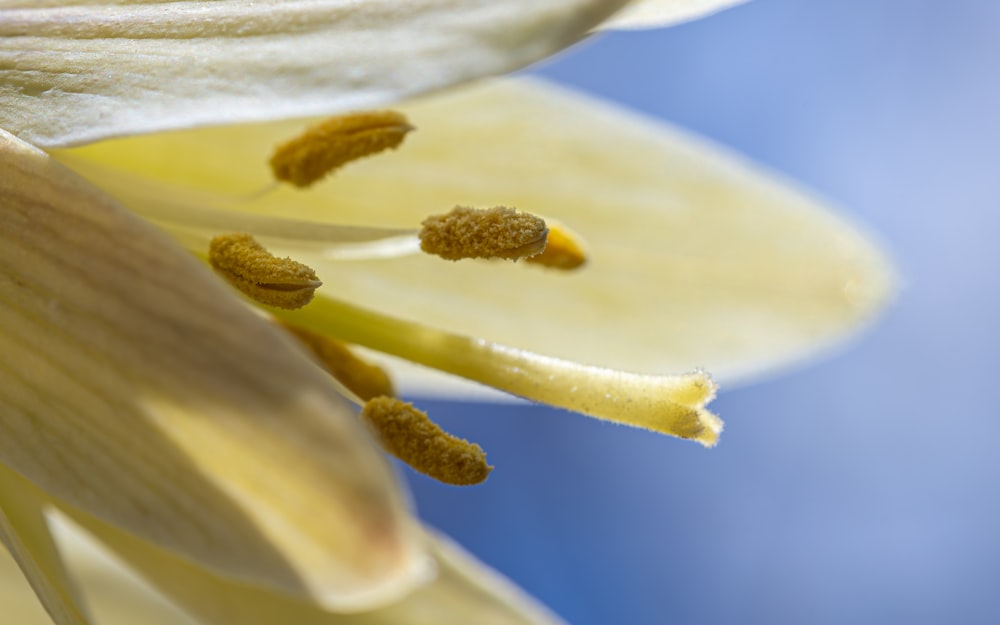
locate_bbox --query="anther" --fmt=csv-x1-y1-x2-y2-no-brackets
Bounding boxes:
270,111,413,188
360,397,493,486
279,322,393,402
209,233,321,310
526,222,588,270
419,206,548,261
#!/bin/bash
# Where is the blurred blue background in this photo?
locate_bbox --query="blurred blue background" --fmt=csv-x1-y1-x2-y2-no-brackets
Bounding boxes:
410,2,1000,624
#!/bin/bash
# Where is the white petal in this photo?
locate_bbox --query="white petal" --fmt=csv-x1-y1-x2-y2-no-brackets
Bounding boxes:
0,465,92,625
0,0,629,147
602,0,747,29
0,128,426,609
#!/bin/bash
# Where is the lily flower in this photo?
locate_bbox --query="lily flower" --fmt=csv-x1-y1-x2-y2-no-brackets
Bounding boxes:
0,1,893,625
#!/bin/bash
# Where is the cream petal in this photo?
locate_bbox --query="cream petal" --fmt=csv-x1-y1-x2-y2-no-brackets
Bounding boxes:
0,128,427,609
0,0,630,147
56,78,895,394
602,0,747,29
0,465,92,625
61,503,566,625
1,509,195,625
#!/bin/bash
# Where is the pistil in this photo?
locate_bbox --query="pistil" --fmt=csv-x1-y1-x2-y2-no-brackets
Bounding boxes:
275,296,723,446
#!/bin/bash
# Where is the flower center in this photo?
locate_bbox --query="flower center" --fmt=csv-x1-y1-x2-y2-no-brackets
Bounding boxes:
203,111,592,485
135,109,718,484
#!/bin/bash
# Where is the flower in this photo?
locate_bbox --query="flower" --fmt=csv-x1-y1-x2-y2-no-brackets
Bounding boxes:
0,2,894,625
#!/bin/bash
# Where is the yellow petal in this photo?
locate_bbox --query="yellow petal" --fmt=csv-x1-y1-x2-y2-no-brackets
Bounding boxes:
0,0,629,147
0,465,92,625
61,503,567,625
602,0,748,29
0,129,426,609
57,78,894,396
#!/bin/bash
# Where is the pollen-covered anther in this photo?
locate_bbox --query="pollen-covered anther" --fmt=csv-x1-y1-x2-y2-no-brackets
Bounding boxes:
361,397,493,486
270,110,414,188
209,233,321,310
419,206,548,261
525,222,588,270
279,322,393,402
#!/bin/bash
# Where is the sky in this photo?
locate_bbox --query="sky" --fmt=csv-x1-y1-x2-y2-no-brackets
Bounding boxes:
407,2,1000,624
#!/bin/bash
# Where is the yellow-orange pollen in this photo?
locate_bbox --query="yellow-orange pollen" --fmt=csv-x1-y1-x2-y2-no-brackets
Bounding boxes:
526,222,588,270
270,111,413,188
279,321,393,402
361,397,492,486
419,205,548,261
208,233,321,310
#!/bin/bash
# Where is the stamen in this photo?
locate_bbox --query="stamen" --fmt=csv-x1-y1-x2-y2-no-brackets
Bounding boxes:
209,233,321,310
419,206,548,261
270,111,414,188
361,397,492,486
279,321,393,402
526,222,588,270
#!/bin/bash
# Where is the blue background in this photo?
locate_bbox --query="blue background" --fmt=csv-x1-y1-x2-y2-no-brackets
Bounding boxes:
411,2,1000,624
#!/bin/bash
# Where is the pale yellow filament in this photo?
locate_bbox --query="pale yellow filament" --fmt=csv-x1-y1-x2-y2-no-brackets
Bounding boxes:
279,322,393,402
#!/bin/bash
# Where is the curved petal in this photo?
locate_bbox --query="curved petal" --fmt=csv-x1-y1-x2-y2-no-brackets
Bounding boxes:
56,78,895,395
602,0,747,29
1,512,192,625
0,129,427,609
61,503,567,625
0,465,93,625
0,0,629,147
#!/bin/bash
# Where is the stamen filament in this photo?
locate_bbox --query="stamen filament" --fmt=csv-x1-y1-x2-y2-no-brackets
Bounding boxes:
279,321,394,402
275,297,723,446
52,157,417,256
526,222,588,270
